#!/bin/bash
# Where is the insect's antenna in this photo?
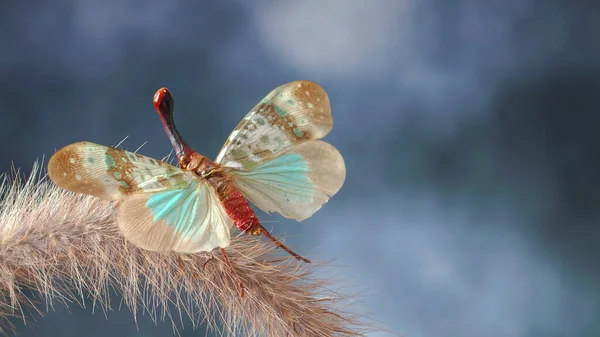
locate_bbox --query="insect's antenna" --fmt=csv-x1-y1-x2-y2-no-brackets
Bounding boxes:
220,248,245,297
258,225,311,263
153,88,195,166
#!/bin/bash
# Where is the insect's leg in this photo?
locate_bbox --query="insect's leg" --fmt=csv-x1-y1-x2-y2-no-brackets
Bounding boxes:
220,248,245,297
258,225,311,263
200,167,224,179
201,254,215,268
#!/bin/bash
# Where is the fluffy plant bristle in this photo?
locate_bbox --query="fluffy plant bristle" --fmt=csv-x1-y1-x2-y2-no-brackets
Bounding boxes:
0,161,372,336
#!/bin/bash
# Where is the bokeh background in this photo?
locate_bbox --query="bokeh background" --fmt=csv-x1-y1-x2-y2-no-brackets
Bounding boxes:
1,1,600,336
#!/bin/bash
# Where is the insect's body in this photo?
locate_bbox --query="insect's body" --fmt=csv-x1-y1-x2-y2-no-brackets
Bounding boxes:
182,152,260,235
48,80,346,295
215,184,260,235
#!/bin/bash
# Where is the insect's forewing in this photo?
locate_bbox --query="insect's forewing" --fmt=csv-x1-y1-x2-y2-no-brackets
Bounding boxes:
48,141,192,200
215,80,333,168
216,81,346,221
48,141,232,252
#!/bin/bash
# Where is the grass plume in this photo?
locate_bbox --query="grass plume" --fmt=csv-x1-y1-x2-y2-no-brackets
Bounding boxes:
0,161,372,336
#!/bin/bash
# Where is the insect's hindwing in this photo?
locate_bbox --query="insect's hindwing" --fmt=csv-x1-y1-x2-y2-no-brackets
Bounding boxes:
228,140,345,221
117,179,233,253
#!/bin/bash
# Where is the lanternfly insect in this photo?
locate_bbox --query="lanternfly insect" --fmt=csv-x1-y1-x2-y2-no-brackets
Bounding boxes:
48,81,346,296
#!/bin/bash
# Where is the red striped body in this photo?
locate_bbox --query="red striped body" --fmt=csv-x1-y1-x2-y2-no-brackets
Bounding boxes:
219,189,260,234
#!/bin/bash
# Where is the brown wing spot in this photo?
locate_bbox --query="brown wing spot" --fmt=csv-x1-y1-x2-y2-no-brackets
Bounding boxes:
157,176,171,187
105,147,140,194
49,149,81,184
48,148,110,198
260,101,313,142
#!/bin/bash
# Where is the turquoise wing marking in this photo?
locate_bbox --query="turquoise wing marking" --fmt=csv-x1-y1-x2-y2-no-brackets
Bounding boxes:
147,182,199,231
233,153,314,202
227,140,346,222
117,179,232,253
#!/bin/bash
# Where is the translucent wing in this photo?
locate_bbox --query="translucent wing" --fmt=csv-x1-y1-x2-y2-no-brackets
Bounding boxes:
48,141,194,200
49,141,231,252
227,140,345,222
215,80,332,170
228,141,345,222
215,81,345,221
117,179,233,252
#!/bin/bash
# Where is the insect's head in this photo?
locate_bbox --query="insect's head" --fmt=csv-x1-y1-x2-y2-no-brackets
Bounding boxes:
153,87,175,119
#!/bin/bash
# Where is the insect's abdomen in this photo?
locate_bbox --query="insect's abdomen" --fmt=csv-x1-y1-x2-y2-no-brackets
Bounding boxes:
213,178,260,234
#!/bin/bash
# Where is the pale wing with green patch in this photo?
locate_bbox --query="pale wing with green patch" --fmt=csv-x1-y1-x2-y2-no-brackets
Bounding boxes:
214,80,333,171
117,179,233,252
215,81,345,221
49,141,232,252
48,141,194,200
227,140,345,222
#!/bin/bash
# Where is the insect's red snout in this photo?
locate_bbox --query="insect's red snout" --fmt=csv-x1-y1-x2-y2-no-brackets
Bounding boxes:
153,87,174,116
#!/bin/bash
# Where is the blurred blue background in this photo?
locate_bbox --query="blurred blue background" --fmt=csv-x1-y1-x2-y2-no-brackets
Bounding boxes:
1,1,600,336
